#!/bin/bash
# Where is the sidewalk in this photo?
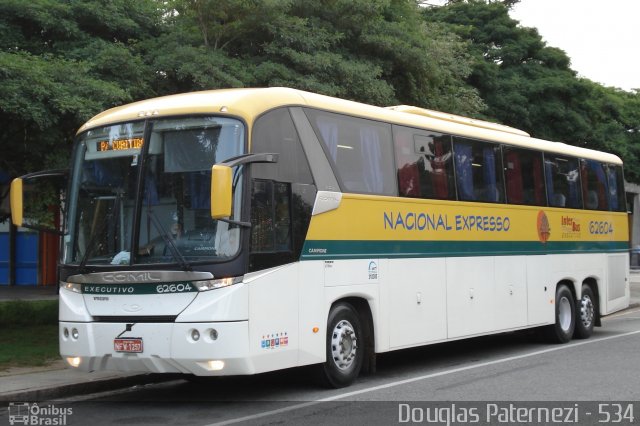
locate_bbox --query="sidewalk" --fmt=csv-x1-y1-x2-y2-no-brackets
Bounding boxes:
1,279,639,402
0,285,58,301
0,364,174,402
0,285,177,402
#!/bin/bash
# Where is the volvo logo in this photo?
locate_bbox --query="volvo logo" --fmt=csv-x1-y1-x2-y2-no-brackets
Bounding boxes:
103,272,162,283
122,304,143,313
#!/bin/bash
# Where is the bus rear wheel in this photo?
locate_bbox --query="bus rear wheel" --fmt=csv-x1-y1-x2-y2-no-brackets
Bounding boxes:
574,284,595,339
319,302,364,388
544,284,575,343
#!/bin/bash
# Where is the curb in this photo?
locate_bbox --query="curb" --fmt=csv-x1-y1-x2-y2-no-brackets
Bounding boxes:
0,373,181,402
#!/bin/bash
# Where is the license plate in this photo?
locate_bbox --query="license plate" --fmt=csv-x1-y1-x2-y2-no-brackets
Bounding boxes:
114,338,143,353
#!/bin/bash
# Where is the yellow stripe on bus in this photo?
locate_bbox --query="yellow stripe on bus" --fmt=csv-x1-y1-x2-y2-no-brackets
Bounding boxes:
306,194,628,244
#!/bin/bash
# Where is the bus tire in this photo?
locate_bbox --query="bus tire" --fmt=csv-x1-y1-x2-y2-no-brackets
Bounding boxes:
574,284,595,339
544,284,575,343
319,302,364,388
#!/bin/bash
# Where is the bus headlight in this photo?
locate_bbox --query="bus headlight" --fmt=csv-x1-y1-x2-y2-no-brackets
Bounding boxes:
193,276,243,292
61,282,82,293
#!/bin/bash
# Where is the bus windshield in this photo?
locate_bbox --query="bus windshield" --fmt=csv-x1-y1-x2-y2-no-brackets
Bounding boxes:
64,116,245,266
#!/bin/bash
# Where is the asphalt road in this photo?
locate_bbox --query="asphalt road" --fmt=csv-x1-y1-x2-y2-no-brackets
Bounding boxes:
32,307,640,425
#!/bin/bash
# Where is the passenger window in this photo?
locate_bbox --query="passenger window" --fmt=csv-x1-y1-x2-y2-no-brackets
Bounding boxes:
606,165,626,212
252,108,313,184
305,109,396,195
393,125,455,200
503,147,546,206
453,137,504,203
544,155,582,209
580,160,609,210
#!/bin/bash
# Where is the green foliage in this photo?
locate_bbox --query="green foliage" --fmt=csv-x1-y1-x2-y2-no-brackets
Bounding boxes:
0,0,160,178
0,300,58,325
0,0,479,186
147,0,483,112
426,0,640,181
0,325,59,368
0,301,59,368
0,0,638,190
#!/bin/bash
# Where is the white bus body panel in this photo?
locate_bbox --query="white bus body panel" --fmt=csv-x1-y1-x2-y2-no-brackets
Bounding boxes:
83,292,197,317
59,252,629,375
604,253,630,314
245,264,300,374
525,255,553,326
60,320,253,375
297,260,327,366
387,258,447,348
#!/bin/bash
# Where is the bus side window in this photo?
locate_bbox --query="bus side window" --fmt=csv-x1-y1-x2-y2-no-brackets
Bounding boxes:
305,109,397,196
503,147,546,206
393,126,421,197
453,137,504,204
580,159,609,210
392,125,455,200
545,155,583,209
606,164,627,212
252,108,313,185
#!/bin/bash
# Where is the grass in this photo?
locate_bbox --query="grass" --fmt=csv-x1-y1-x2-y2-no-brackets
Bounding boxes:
0,325,60,368
0,300,60,369
0,300,57,325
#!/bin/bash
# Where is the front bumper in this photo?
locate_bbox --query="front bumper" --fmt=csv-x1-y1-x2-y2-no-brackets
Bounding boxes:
59,321,253,375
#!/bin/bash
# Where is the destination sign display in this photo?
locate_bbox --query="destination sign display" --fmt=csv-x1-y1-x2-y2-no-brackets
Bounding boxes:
97,138,143,152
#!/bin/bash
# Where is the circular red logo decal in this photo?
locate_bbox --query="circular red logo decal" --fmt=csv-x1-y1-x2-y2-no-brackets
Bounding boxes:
537,211,551,243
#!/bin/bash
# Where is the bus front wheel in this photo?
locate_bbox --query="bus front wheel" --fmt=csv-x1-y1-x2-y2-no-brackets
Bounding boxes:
319,302,364,388
544,284,575,343
574,284,595,339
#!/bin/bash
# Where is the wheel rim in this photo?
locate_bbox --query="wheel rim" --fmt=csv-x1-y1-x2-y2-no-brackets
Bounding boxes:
580,294,594,328
558,296,572,332
331,319,358,370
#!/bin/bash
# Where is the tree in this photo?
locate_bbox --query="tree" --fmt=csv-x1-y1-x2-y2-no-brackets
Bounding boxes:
148,0,485,114
0,0,160,178
425,0,640,181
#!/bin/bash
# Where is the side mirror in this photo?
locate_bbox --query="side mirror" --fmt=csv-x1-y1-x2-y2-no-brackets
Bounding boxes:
210,153,279,220
9,169,68,234
10,178,23,226
211,165,233,219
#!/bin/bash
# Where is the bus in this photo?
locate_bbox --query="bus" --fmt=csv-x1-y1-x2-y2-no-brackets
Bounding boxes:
10,87,630,388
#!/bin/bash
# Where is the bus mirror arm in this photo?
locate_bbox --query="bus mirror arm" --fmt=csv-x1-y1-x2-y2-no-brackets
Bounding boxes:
211,153,279,220
216,218,251,228
220,153,279,168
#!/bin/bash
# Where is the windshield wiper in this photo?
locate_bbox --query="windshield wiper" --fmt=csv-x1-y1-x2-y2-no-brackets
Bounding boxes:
77,218,109,273
77,192,122,272
146,208,192,271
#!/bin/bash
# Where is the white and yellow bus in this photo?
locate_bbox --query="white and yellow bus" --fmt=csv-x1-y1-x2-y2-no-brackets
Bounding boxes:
11,88,630,387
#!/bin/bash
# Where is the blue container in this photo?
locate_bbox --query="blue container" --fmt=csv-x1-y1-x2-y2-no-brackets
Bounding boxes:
0,231,39,285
